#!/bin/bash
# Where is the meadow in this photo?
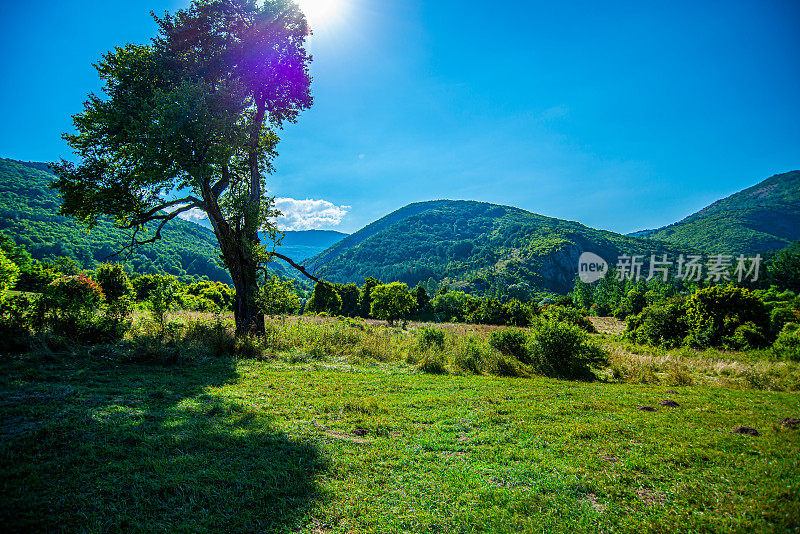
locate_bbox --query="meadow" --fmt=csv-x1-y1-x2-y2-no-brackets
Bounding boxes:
1,313,798,533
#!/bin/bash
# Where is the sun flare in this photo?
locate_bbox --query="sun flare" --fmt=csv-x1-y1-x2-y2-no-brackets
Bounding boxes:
295,0,341,29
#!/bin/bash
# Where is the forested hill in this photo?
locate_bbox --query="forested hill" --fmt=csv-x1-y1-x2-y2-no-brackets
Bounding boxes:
307,200,695,296
0,158,232,281
636,170,800,254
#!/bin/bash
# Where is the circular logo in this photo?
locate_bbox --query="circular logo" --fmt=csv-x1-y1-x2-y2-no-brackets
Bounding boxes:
578,252,608,283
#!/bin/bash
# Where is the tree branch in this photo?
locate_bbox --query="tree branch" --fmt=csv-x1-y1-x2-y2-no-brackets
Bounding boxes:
122,196,204,228
270,252,323,284
105,203,201,260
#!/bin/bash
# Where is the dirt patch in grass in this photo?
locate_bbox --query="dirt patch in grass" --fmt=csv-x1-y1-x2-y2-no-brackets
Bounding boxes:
589,316,627,336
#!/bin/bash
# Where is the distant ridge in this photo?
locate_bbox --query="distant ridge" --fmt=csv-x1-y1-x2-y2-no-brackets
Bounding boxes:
306,199,695,296
637,170,800,254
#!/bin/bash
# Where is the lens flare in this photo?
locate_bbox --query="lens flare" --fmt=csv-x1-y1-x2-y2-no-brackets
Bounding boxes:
295,0,340,29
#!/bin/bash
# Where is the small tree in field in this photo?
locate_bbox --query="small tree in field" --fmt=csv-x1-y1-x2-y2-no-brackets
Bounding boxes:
370,282,415,325
95,263,133,304
305,281,341,315
51,0,318,335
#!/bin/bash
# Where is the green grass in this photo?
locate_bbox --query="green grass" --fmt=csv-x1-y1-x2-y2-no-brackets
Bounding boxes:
2,323,799,533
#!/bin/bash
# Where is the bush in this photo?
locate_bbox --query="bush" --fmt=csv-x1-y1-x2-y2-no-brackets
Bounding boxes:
770,307,799,337
773,323,800,361
613,289,647,320
146,277,181,335
0,294,36,353
258,277,300,316
42,275,104,321
726,322,768,351
489,329,530,363
95,263,132,304
541,306,596,333
417,326,446,350
625,298,688,348
0,249,20,300
528,320,607,379
685,286,769,348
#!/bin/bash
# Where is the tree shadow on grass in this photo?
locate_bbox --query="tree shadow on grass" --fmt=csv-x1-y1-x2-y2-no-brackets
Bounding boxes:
0,356,326,533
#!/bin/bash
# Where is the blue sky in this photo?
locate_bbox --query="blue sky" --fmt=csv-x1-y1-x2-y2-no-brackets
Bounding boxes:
1,0,799,234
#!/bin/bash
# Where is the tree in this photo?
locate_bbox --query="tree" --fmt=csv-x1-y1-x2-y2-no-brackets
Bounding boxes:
370,282,415,325
305,281,341,315
358,277,381,318
769,241,800,293
258,276,300,316
51,0,316,335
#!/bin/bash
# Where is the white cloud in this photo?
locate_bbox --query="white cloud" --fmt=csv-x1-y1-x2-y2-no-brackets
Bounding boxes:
168,198,348,231
178,207,209,224
273,197,349,231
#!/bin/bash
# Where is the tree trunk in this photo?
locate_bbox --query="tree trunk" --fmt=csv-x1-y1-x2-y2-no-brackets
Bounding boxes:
229,255,265,336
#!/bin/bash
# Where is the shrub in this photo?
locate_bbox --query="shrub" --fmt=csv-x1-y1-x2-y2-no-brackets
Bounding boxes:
0,249,20,300
773,323,800,361
489,329,530,363
726,322,768,351
613,289,647,320
146,277,181,335
417,326,446,350
0,294,36,353
770,307,798,337
370,282,415,325
467,297,508,325
95,263,132,304
42,275,104,321
685,286,769,348
504,298,536,327
625,298,688,348
541,306,596,333
431,291,475,323
528,320,608,379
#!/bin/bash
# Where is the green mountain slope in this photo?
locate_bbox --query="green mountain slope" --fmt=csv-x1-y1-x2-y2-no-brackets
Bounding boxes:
307,200,695,295
641,170,800,254
0,158,231,282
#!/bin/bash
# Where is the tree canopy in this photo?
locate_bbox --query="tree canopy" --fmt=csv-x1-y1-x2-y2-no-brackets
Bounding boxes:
52,0,316,334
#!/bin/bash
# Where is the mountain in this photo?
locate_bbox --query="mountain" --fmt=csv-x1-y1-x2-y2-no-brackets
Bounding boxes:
263,230,348,263
0,158,232,281
306,200,695,296
638,170,800,254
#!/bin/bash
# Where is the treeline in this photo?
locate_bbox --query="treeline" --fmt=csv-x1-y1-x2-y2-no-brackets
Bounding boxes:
301,278,558,327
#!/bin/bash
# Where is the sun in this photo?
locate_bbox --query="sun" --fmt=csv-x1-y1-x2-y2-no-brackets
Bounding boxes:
295,0,341,29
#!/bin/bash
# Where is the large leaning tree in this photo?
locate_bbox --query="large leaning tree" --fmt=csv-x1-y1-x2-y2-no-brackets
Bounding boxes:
52,0,323,335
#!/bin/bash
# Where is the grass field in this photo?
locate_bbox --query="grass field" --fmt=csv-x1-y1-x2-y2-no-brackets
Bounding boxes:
1,315,799,533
